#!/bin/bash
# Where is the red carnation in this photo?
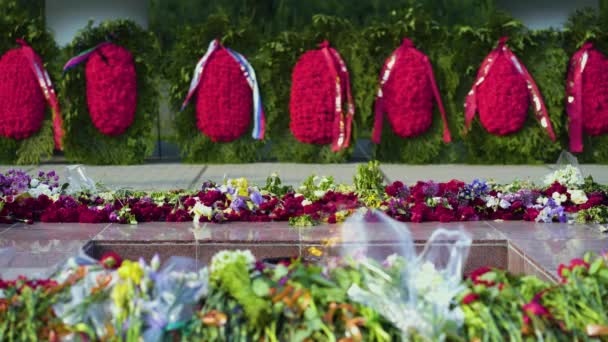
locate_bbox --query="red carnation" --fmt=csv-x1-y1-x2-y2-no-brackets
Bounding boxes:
461,293,479,305
86,43,137,136
569,258,589,270
100,251,123,269
545,182,568,196
523,208,540,221
469,266,495,286
522,301,550,324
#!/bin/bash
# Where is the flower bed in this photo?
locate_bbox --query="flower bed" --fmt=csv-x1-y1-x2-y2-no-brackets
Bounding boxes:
1,248,607,341
1,162,608,226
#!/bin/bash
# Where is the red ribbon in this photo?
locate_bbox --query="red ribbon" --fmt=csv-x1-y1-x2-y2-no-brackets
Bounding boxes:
372,38,451,144
465,37,556,141
566,42,592,153
16,39,63,150
319,41,354,152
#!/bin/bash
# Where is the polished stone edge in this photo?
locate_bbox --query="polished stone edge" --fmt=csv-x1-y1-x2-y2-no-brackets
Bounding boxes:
3,222,604,283
508,241,558,283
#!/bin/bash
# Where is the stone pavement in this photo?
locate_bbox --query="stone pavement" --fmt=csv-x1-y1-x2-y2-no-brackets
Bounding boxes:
1,163,608,191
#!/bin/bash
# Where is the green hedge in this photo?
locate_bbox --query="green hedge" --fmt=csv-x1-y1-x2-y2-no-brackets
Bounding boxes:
58,20,160,165
0,0,59,164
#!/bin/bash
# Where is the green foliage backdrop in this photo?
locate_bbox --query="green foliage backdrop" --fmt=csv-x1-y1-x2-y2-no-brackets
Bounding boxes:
59,20,160,165
4,0,608,164
0,0,59,164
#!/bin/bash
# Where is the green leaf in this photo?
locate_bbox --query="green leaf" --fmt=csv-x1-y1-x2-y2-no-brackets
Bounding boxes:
589,258,603,275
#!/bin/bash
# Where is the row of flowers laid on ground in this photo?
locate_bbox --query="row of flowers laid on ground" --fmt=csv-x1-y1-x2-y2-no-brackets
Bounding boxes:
1,162,608,226
1,248,607,341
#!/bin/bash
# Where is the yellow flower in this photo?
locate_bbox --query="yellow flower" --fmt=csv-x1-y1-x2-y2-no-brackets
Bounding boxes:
117,260,144,285
334,210,350,223
308,246,323,257
111,282,132,308
230,177,250,197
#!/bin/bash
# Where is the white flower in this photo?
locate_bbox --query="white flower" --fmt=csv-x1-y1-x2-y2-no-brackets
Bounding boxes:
498,199,511,209
190,200,213,224
543,165,584,188
536,196,548,205
29,178,39,188
210,250,256,273
485,196,498,209
28,183,52,198
98,192,115,202
313,190,326,199
567,189,588,205
302,199,312,206
551,192,568,206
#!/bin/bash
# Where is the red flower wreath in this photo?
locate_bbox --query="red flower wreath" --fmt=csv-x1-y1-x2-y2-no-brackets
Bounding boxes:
85,43,137,136
0,45,46,139
290,41,354,151
195,48,252,142
372,38,451,143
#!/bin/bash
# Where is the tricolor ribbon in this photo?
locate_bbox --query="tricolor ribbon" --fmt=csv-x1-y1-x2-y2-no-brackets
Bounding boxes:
319,41,354,152
372,38,451,144
226,48,265,140
16,39,63,150
181,39,265,140
566,42,592,153
62,41,112,75
465,37,556,142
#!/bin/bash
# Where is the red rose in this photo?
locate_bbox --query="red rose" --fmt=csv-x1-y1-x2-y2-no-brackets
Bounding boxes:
100,251,123,269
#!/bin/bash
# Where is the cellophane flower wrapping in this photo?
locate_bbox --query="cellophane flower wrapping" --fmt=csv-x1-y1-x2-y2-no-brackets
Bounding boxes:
338,209,471,341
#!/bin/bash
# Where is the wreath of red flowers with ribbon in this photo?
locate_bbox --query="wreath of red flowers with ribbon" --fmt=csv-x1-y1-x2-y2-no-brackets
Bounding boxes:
465,37,556,141
0,39,62,149
372,38,451,144
63,41,137,136
566,42,608,152
289,40,354,152
181,39,265,142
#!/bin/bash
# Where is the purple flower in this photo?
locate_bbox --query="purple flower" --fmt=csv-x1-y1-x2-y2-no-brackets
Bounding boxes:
460,179,489,200
0,169,31,196
250,191,264,206
423,181,439,197
109,212,119,222
278,276,288,286
254,260,266,272
230,196,247,212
